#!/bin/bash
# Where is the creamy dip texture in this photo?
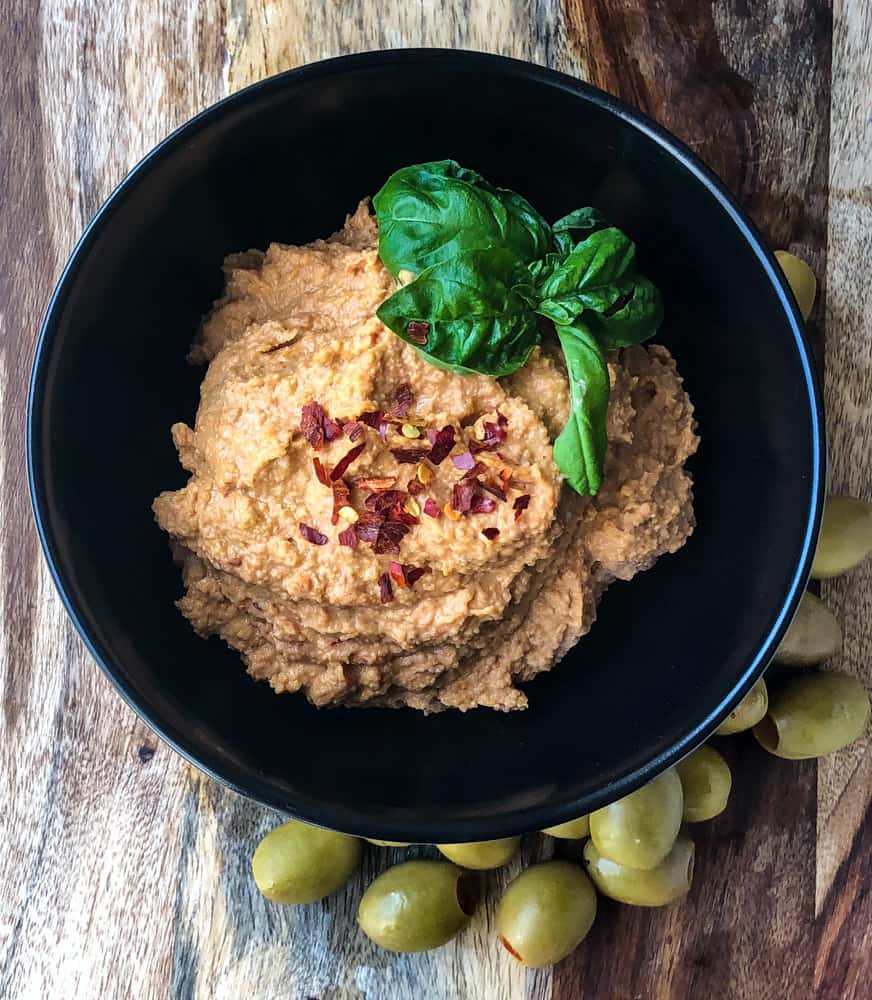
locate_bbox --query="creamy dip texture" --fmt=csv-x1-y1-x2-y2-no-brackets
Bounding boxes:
153,203,698,712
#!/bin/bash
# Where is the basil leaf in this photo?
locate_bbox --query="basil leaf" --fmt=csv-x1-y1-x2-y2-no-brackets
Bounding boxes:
538,272,663,348
537,228,636,300
373,160,553,277
552,206,607,254
583,273,664,348
552,322,610,496
376,248,541,376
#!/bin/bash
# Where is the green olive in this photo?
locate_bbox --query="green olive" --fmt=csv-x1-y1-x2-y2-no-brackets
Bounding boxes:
357,861,476,952
252,820,361,904
497,861,597,967
753,671,870,759
717,677,768,735
675,745,732,822
583,836,694,907
541,815,590,839
774,592,842,666
436,837,520,869
774,250,817,321
811,495,872,579
589,768,683,870
366,839,412,847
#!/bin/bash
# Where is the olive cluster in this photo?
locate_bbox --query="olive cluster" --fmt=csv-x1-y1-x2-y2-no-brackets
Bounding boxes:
248,253,870,967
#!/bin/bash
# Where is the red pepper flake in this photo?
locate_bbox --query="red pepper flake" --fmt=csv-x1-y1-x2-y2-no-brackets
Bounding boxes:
451,480,475,513
353,475,398,492
378,572,394,603
470,413,508,453
374,521,409,554
388,382,414,418
364,490,407,515
513,494,531,520
407,477,425,496
331,480,352,524
338,525,359,547
331,442,365,481
359,410,391,441
299,522,328,545
482,527,500,540
404,565,430,587
300,402,326,450
359,410,383,429
499,468,513,486
391,447,430,464
324,418,344,442
423,498,441,518
406,321,429,345
354,513,383,544
460,462,488,481
389,561,407,588
452,451,476,471
428,425,456,465
479,480,507,503
470,493,497,514
344,420,364,442
312,457,332,487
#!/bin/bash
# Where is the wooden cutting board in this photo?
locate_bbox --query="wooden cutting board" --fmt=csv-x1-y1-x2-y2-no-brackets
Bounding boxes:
2,2,869,998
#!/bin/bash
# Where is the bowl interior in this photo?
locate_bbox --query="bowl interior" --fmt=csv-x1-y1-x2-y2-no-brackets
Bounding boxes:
30,52,820,841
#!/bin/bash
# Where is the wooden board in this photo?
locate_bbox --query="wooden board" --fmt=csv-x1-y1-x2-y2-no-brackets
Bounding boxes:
1,1,869,997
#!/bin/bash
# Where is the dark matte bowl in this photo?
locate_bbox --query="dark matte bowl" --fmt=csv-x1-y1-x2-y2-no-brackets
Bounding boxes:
28,50,823,842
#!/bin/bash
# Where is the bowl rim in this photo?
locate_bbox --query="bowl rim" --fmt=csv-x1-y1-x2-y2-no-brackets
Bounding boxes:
27,47,825,841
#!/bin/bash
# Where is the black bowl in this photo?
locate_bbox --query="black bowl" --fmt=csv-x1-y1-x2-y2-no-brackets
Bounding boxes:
28,50,823,842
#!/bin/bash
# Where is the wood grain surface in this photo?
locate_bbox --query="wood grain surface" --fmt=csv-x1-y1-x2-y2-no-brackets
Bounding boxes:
1,2,869,999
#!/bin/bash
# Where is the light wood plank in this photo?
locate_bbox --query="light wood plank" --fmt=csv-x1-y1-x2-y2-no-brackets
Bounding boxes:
1,3,225,999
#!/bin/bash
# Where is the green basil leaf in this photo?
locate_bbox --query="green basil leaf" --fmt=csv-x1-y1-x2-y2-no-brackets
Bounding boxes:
552,322,610,496
376,248,541,376
538,272,663,348
373,160,553,277
583,274,664,348
537,228,636,300
552,206,608,254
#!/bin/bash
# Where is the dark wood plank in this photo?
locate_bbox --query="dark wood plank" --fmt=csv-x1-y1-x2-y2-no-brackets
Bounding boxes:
553,2,832,998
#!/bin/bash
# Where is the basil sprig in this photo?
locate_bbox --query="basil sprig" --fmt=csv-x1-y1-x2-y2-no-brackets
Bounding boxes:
373,161,663,495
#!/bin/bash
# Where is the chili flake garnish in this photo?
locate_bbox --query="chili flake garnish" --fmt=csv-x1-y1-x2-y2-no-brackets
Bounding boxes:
338,525,359,548
378,572,394,603
391,447,430,464
353,476,397,491
299,522,328,545
331,480,352,524
482,527,500,540
359,410,390,440
373,520,410,555
406,320,429,345
323,418,344,442
428,425,456,465
312,457,332,487
513,494,531,520
469,493,497,514
330,442,365,481
300,402,327,450
470,413,508,453
451,481,475,513
479,480,507,503
389,562,430,589
451,451,476,471
423,498,441,518
389,382,414,418
343,420,364,442
406,477,425,497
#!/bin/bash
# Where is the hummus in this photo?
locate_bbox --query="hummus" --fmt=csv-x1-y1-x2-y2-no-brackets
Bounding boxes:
153,203,698,712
